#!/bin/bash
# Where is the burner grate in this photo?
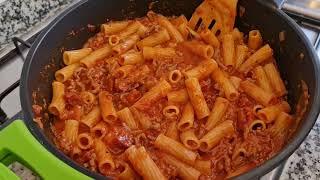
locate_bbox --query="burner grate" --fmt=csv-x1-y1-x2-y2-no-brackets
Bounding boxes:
0,37,33,124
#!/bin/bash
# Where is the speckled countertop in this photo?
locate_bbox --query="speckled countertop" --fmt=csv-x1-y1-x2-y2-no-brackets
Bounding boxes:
0,0,319,179
0,0,79,57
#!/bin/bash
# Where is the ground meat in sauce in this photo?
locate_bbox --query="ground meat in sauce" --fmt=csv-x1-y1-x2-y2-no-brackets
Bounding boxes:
104,125,134,154
43,13,299,179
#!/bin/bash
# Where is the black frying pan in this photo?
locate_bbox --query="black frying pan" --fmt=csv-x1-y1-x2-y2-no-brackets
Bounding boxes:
2,0,319,179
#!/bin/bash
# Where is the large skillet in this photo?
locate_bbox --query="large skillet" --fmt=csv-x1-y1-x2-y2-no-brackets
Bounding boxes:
0,0,319,179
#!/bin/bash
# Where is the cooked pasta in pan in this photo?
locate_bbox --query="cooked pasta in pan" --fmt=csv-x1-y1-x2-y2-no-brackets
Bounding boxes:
46,1,296,179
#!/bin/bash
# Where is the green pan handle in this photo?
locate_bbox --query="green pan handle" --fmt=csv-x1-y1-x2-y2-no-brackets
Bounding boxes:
0,120,91,180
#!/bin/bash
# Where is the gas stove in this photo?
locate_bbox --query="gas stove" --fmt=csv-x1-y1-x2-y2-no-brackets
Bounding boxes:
0,0,319,179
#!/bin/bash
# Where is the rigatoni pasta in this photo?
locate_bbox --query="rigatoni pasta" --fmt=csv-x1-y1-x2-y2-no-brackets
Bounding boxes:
49,81,65,116
180,129,200,150
117,107,138,130
163,154,201,180
254,66,273,92
240,80,275,106
64,120,79,144
185,78,210,119
181,41,214,59
94,139,115,174
167,89,189,104
80,45,112,68
211,68,239,101
136,29,171,49
101,21,129,35
248,30,263,50
127,146,166,180
47,6,298,179
222,34,235,67
238,44,273,73
264,63,287,96
177,102,195,131
155,134,197,164
63,48,92,65
142,46,176,60
99,91,117,124
206,97,229,130
199,120,235,152
80,106,101,128
157,15,184,42
184,59,217,80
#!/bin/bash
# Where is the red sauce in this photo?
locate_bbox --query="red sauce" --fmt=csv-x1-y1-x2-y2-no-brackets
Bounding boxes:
43,13,296,179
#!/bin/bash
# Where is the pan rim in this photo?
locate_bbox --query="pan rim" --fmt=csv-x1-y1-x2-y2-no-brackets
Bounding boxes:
19,0,320,179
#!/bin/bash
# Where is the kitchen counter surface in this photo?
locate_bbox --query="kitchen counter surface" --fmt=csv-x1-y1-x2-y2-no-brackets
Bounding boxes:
0,0,78,56
0,0,319,179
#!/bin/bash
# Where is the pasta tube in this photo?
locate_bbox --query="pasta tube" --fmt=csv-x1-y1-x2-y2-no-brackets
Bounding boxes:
91,121,108,139
194,159,211,175
154,134,197,164
80,45,112,68
64,119,79,144
200,29,220,48
49,81,65,116
199,120,235,152
80,91,96,104
77,133,93,150
127,146,166,180
94,139,115,174
168,70,182,84
211,68,239,101
114,65,134,78
119,51,144,65
142,46,176,60
137,29,171,49
134,79,172,108
180,129,200,150
63,48,92,65
222,34,235,67
248,119,266,132
240,80,275,106
271,112,292,136
238,44,273,73
80,106,101,128
117,161,139,180
99,91,118,124
167,89,189,104
257,101,291,123
163,154,201,180
254,66,273,92
130,107,152,130
185,78,210,119
206,97,229,130
118,21,143,39
229,76,242,90
235,45,248,69
113,34,140,54
101,21,129,35
264,63,287,96
162,105,180,119
158,15,184,42
108,35,120,46
248,30,263,50
177,102,195,131
117,107,138,130
184,59,218,80
165,121,179,141
181,41,214,59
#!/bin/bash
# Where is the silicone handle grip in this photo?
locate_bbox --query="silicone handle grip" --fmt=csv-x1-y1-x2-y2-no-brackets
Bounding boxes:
0,120,91,180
